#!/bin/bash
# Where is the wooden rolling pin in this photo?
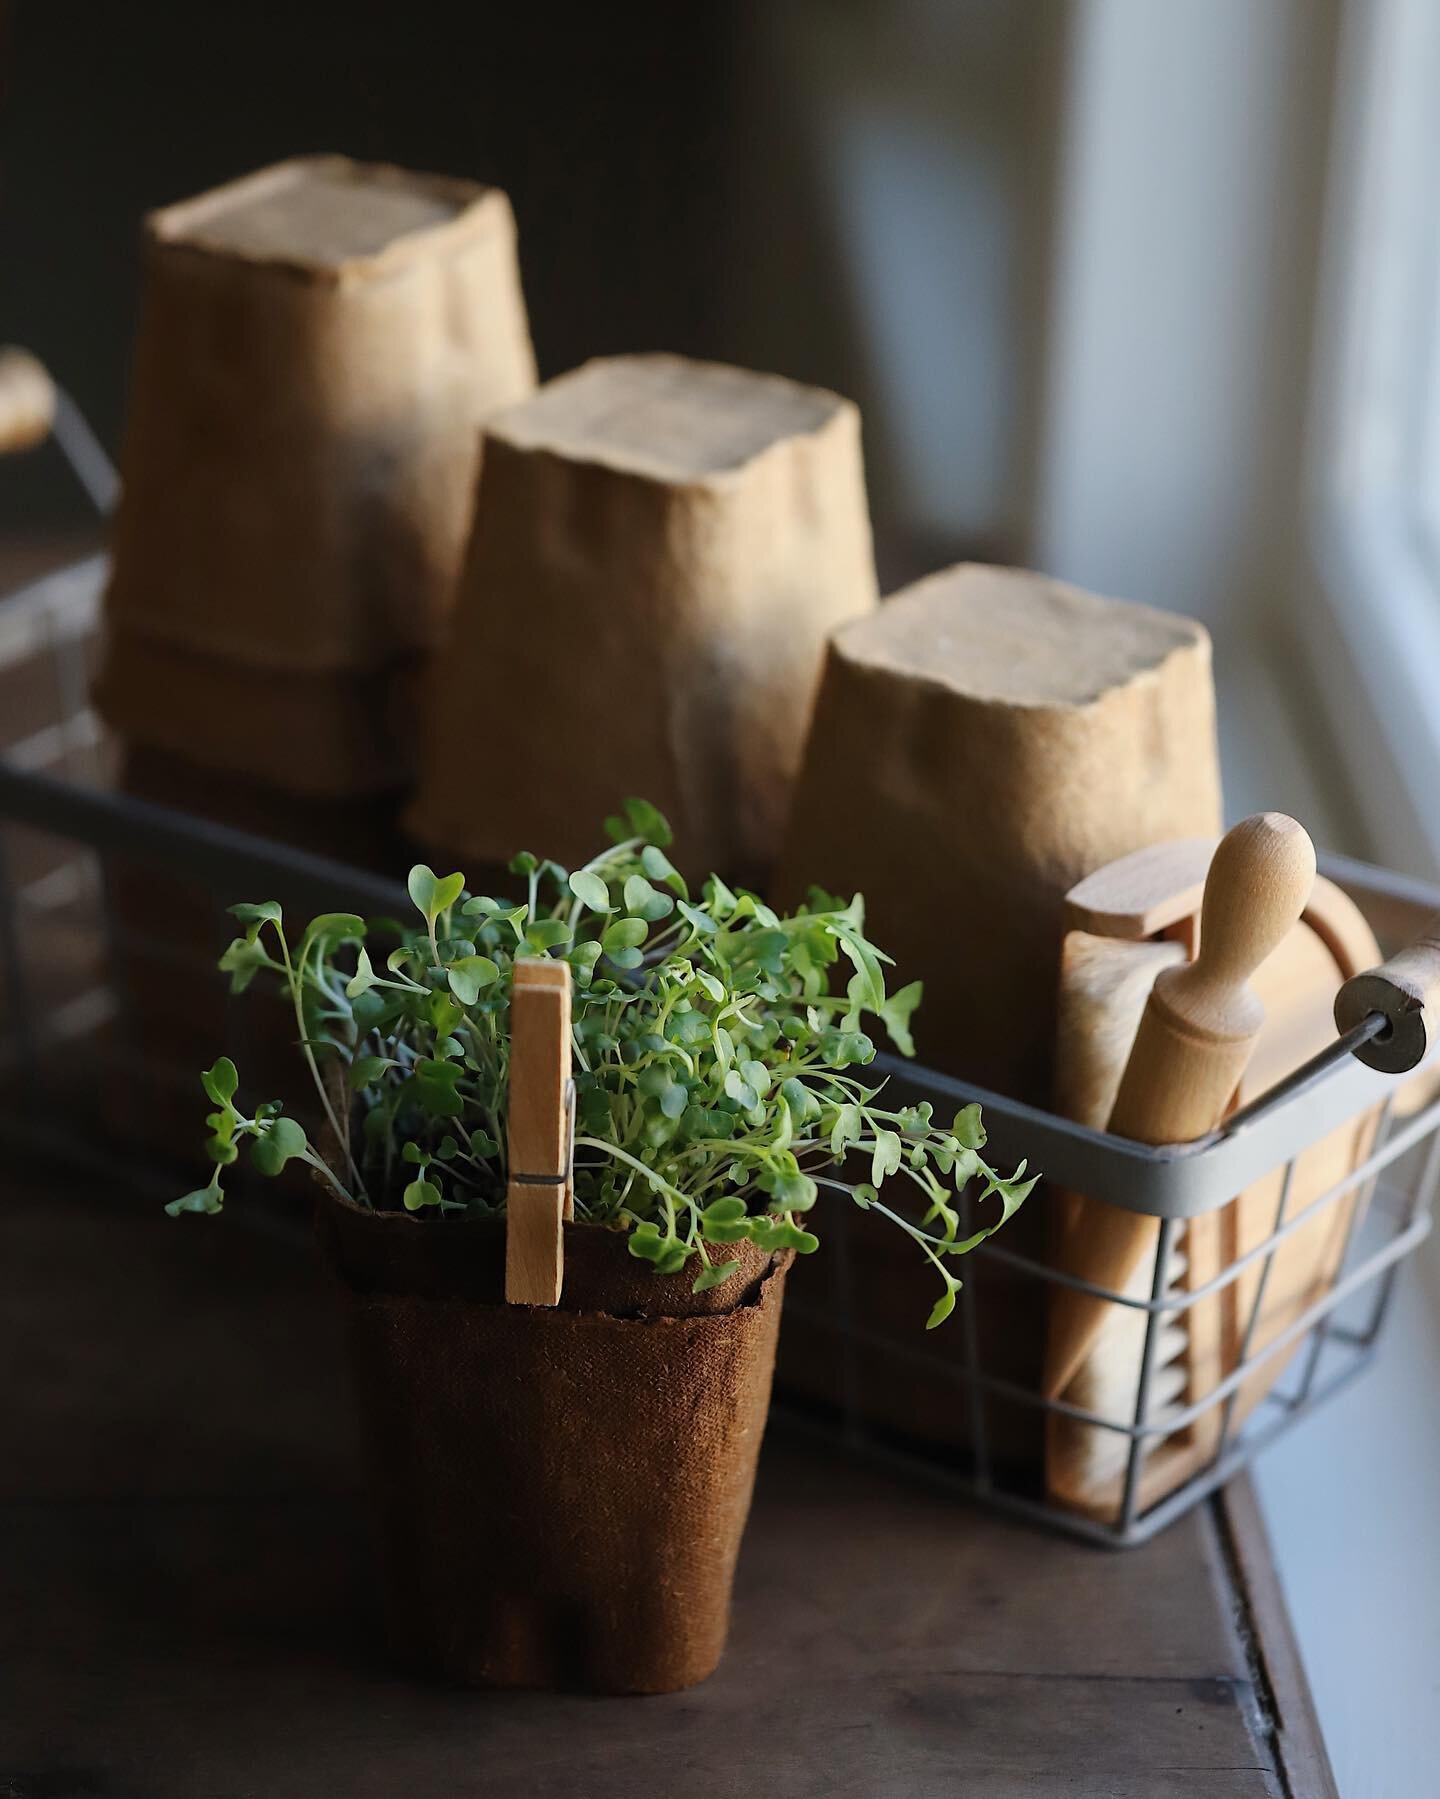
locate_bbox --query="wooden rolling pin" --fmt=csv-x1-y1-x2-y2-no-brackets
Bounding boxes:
1046,813,1318,1425
0,347,55,454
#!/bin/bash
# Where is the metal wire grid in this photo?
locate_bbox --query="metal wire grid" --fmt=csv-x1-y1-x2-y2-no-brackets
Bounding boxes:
1,556,1437,1545
781,1073,1438,1545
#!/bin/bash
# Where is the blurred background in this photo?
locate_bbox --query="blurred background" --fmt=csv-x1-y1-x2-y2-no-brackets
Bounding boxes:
4,3,1438,1792
10,0,1427,871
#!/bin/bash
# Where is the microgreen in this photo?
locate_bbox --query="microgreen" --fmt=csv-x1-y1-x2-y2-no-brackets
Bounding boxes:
171,803,1035,1321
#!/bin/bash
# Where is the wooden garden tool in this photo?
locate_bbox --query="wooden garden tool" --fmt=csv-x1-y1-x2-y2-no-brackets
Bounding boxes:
0,347,55,453
1048,839,1383,1518
504,959,574,1306
1045,813,1316,1508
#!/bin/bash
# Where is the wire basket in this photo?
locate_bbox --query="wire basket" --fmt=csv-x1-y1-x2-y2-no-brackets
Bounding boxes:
3,552,1436,1548
3,363,1436,1546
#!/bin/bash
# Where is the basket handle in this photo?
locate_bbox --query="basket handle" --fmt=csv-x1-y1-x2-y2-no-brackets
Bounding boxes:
0,347,56,454
1335,917,1440,1073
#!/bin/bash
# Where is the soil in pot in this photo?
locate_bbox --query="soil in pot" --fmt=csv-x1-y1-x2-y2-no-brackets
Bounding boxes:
316,1190,791,1694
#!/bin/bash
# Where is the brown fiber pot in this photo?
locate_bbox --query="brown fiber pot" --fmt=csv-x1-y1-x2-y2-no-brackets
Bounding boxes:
315,1189,790,1694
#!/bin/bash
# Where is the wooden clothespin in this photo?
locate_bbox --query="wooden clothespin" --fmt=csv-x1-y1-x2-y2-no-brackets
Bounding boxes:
504,959,574,1306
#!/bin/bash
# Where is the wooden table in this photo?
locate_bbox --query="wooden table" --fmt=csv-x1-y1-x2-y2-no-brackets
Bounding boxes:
1,1172,1335,1798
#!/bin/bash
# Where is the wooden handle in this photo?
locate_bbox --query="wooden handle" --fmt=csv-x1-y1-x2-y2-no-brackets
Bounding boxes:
504,959,573,1306
0,348,55,453
1108,813,1316,1145
1335,916,1440,1074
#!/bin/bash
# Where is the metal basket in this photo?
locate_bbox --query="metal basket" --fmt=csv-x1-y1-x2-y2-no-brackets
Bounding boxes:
2,391,1436,1547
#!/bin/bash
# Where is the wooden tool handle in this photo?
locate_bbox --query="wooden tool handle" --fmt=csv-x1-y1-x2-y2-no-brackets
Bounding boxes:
0,348,55,454
1335,916,1440,1074
1108,813,1316,1144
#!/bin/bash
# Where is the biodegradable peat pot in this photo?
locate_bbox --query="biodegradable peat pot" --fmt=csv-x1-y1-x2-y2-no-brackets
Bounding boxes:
775,562,1222,1100
773,563,1222,1471
406,353,879,884
316,1189,791,1694
104,154,537,673
94,628,422,799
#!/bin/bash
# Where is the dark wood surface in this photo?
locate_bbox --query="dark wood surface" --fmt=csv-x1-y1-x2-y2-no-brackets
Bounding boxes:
1,1172,1331,1798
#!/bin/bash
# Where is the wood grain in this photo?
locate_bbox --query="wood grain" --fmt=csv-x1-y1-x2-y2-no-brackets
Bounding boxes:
0,1167,1325,1796
504,960,571,1307
1047,865,1381,1516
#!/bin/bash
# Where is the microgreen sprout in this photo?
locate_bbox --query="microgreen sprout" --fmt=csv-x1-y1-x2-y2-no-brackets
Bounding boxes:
171,799,1035,1323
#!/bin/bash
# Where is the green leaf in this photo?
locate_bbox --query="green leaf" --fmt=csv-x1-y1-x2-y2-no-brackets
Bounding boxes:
525,918,572,952
623,874,674,921
870,1129,902,1188
508,850,539,877
829,1103,861,1158
926,1282,959,1330
705,874,739,917
693,1259,742,1293
607,946,645,971
602,917,647,953
880,980,924,1058
704,1196,749,1224
447,954,500,1006
403,1178,442,1211
622,797,672,846
228,900,281,942
739,1059,771,1100
677,900,718,938
408,865,465,929
640,844,688,898
200,1056,238,1105
952,1104,986,1151
345,947,377,1000
723,1069,759,1111
415,1058,465,1119
837,931,887,1013
349,1054,396,1090
428,992,463,1037
217,935,269,992
626,1221,668,1262
250,1115,307,1178
771,1171,817,1212
568,870,612,912
303,913,365,954
166,1179,223,1217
